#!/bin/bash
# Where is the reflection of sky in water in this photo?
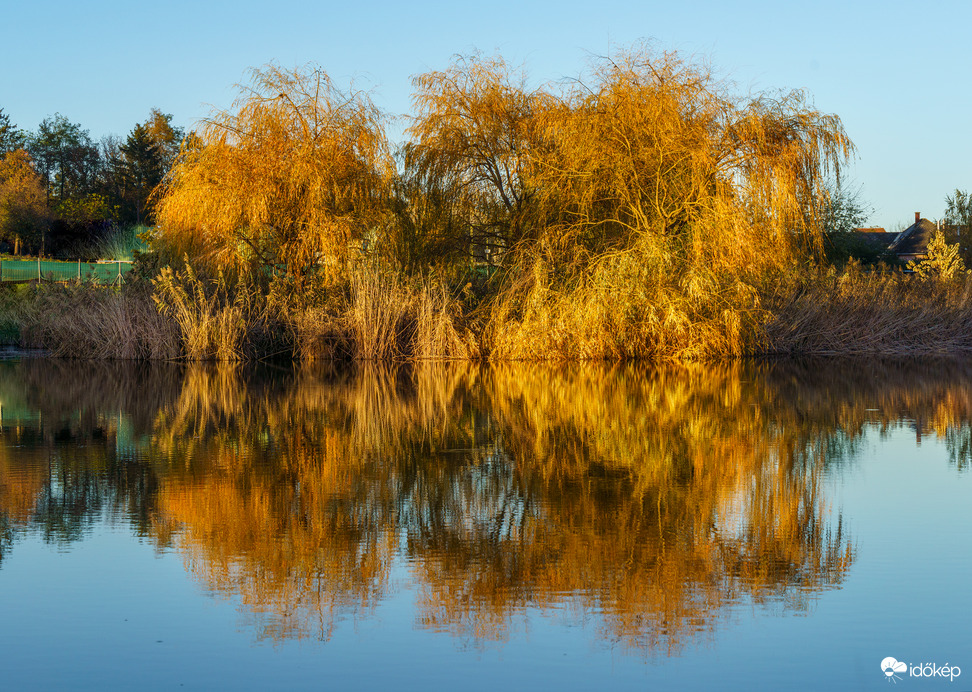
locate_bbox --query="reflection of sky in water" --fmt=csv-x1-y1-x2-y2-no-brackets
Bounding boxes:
698,427,972,691
0,361,969,690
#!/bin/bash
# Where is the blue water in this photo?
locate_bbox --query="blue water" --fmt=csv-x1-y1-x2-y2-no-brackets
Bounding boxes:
0,359,969,690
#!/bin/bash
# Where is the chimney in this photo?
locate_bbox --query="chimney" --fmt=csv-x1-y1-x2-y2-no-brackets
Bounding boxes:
916,211,921,223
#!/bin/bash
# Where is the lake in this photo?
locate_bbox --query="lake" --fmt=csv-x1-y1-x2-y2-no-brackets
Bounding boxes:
0,358,969,690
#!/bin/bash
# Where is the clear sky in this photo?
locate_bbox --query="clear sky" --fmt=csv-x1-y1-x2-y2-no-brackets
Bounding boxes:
2,0,968,230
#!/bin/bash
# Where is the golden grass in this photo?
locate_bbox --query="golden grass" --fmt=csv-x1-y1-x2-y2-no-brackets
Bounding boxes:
152,265,249,361
342,265,479,361
762,267,972,356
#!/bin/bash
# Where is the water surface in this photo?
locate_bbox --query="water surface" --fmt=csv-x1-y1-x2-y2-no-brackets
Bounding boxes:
0,359,969,690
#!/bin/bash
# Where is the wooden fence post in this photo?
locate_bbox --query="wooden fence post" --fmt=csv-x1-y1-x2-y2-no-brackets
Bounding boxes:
78,259,81,281
37,257,40,282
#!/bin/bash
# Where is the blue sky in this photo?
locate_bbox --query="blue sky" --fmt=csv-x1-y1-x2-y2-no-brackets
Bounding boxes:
2,0,968,229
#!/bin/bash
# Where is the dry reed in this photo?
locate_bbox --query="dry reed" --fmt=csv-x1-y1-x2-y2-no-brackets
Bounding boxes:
152,265,248,361
762,268,972,356
342,265,479,361
22,284,180,360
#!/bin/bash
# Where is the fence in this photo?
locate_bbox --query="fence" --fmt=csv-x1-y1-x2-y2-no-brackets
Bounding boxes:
0,258,133,284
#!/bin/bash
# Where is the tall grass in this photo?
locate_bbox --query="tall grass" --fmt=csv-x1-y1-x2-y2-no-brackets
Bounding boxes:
486,249,764,361
143,260,477,362
412,278,480,360
13,262,972,361
95,225,151,261
763,267,972,356
345,268,411,360
343,265,478,361
152,265,249,361
20,283,180,359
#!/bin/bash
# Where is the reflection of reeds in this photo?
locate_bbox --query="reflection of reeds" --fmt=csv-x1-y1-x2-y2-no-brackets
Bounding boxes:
0,446,48,525
0,359,184,438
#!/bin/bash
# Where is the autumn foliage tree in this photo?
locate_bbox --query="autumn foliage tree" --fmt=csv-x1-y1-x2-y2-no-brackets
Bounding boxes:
146,49,856,362
403,55,541,267
0,149,50,254
403,49,853,359
156,64,393,286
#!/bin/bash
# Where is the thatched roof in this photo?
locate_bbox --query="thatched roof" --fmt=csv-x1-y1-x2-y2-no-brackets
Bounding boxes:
890,218,936,257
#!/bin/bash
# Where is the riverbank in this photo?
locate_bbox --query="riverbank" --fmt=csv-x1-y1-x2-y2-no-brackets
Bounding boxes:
3,263,972,362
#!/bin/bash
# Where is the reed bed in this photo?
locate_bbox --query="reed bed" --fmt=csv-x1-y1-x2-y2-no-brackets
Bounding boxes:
763,269,972,356
321,266,477,362
9,262,972,362
152,265,250,361
18,283,180,359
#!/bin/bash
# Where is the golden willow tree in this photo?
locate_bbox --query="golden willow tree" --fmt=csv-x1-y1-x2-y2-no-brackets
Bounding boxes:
402,55,542,267
156,64,393,286
149,49,854,362
407,49,854,360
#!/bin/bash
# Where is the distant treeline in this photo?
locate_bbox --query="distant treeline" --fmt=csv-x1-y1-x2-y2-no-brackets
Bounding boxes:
0,108,180,258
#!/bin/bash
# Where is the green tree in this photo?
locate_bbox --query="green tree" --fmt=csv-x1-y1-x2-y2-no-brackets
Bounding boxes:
120,123,164,224
817,183,886,265
94,135,126,220
28,114,101,207
943,189,972,264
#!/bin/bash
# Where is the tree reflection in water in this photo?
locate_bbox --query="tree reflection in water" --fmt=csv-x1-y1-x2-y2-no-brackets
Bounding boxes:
6,357,971,651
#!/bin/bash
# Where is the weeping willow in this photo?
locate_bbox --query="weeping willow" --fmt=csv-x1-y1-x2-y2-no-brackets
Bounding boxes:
156,63,393,287
407,48,854,360
151,48,856,362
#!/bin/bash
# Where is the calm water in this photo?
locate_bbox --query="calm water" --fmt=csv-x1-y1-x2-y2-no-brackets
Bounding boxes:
0,358,970,690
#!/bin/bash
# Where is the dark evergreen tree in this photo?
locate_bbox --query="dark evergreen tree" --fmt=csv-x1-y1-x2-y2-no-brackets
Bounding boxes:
0,108,24,154
120,123,164,225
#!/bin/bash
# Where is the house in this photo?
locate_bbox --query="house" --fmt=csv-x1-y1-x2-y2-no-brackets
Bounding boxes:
850,212,937,264
888,213,936,263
